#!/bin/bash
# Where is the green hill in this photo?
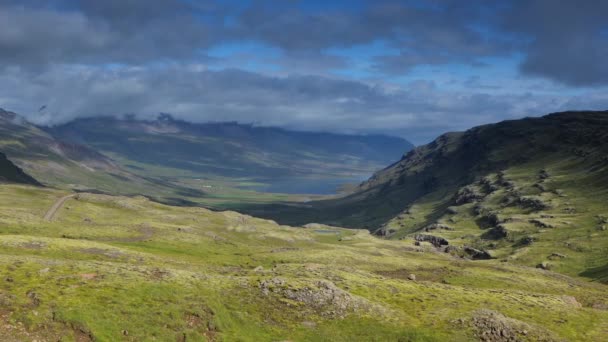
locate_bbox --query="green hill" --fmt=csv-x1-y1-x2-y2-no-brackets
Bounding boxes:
241,111,608,280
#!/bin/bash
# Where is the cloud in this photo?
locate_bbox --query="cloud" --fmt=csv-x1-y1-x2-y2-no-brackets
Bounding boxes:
504,0,608,86
0,0,606,145
0,0,221,66
2,64,605,144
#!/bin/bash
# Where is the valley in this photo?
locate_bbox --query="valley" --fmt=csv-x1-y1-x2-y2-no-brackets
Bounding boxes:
1,110,608,341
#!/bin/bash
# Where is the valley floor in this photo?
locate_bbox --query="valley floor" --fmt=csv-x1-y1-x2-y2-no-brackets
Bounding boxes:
0,184,607,341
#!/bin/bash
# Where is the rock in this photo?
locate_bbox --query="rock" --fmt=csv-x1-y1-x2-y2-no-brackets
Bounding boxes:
455,186,485,204
464,247,492,260
518,196,551,211
423,223,454,232
479,176,499,193
446,206,459,215
259,278,376,318
375,226,397,237
414,234,449,248
561,295,581,308
529,219,554,228
536,261,551,270
259,277,286,296
539,169,550,180
470,309,543,342
519,236,536,246
253,266,264,273
548,253,566,260
599,225,607,231
493,225,509,238
445,245,461,254
533,183,547,192
407,274,416,281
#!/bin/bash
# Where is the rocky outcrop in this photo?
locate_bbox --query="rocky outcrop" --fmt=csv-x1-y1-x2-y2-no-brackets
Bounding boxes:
466,309,557,342
455,186,485,204
464,247,492,260
517,196,551,211
414,234,449,247
529,219,554,228
423,223,454,232
258,278,381,318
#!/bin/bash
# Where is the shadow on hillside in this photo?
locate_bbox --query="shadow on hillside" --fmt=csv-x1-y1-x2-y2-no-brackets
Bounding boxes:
579,263,608,283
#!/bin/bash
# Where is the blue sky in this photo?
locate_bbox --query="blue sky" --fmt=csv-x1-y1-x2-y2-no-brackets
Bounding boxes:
0,0,607,143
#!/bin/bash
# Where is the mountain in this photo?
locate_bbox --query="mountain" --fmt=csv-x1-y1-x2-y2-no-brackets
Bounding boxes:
242,111,608,280
0,108,206,199
0,151,40,185
46,115,413,194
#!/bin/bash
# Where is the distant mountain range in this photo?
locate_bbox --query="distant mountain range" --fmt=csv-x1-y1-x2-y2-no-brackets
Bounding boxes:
46,114,413,180
0,109,412,201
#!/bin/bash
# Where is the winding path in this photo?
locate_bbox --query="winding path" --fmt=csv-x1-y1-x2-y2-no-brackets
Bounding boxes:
44,194,75,221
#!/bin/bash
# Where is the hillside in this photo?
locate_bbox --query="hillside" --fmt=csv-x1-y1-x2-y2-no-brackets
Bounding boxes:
0,184,606,341
0,108,158,193
241,111,608,280
0,109,325,207
46,115,412,194
0,152,40,185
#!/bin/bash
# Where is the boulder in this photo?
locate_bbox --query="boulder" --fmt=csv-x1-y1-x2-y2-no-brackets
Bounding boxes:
548,253,566,260
414,234,449,248
423,223,454,232
517,196,551,211
529,219,554,228
536,261,551,270
464,247,492,260
455,186,485,204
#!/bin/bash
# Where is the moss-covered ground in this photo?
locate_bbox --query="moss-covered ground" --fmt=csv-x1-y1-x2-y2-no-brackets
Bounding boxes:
0,184,607,341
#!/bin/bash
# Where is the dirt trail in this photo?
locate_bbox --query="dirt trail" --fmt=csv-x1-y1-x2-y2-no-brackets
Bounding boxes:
44,194,75,221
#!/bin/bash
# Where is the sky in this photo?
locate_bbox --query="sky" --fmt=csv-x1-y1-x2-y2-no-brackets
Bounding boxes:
0,0,607,144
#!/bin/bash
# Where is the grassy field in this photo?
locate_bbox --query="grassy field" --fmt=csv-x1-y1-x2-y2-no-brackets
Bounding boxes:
0,184,607,341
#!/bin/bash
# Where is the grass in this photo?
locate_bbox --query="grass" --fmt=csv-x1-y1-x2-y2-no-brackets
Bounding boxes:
0,184,607,341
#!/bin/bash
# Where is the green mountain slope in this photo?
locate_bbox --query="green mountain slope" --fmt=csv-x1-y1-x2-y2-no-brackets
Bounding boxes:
242,111,608,280
46,115,413,193
0,108,209,199
0,184,606,341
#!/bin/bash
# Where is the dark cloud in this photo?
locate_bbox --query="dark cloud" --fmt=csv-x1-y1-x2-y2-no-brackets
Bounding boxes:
0,0,606,145
3,64,605,144
504,0,608,86
0,0,221,66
